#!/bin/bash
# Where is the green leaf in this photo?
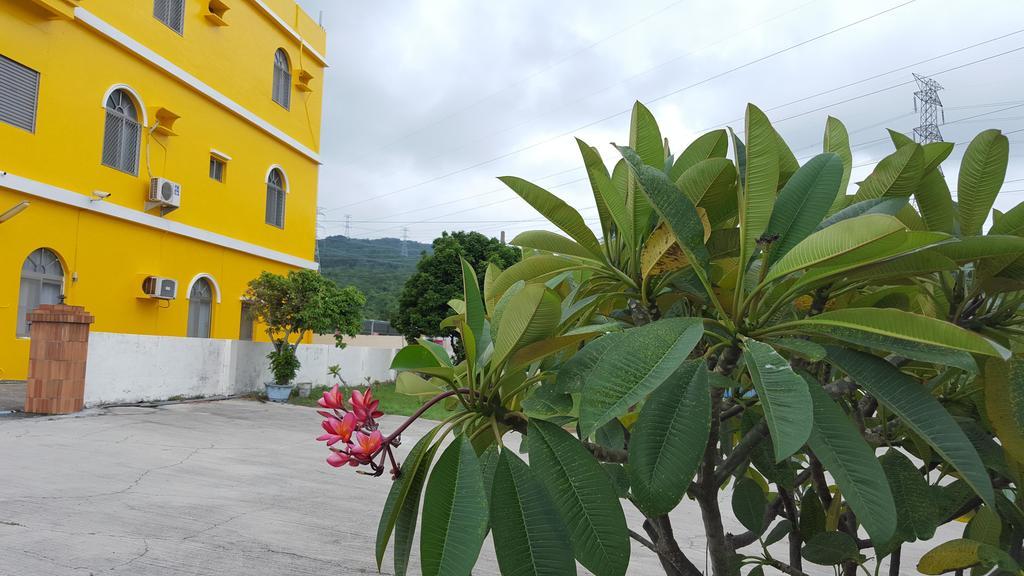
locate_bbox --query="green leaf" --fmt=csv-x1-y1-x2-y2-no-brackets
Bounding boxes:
421,436,489,576
801,531,860,566
562,317,704,436
391,344,455,380
528,419,630,576
799,492,826,540
888,128,915,149
511,231,601,261
825,347,995,508
805,379,896,545
461,258,486,359
958,129,1010,236
982,357,1024,466
377,428,440,570
817,197,908,231
922,141,955,174
732,477,768,534
669,129,729,181
629,100,664,168
766,214,906,284
490,451,578,576
617,145,711,279
577,139,631,245
918,538,1020,575
794,308,1003,358
395,372,444,399
738,103,781,278
628,361,711,516
742,339,812,461
763,153,845,266
767,338,825,362
763,519,793,547
393,442,438,576
480,444,501,500
824,116,853,214
965,507,1002,547
486,255,581,305
499,175,603,257
522,385,573,418
915,169,956,233
676,157,738,227
852,143,925,201
880,450,937,545
774,127,800,190
492,284,561,367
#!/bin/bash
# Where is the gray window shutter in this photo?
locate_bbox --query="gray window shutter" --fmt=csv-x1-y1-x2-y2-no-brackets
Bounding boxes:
0,55,40,132
101,90,141,175
154,0,184,34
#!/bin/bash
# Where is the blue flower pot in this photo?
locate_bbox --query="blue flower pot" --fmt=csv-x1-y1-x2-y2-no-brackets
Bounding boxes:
265,382,294,402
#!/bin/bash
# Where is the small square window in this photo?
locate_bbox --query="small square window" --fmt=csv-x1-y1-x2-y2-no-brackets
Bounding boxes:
209,155,226,182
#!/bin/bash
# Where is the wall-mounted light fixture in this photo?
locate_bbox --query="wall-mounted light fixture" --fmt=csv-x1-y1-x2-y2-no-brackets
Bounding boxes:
0,201,29,223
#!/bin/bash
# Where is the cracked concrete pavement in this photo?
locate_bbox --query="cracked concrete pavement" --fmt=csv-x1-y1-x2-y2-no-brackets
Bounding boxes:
0,399,958,575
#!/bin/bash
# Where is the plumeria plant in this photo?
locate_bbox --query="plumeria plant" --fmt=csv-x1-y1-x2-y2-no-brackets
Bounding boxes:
316,102,1024,576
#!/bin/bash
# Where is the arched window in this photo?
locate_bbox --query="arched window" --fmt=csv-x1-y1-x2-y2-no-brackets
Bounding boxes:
17,248,64,337
187,278,214,338
101,89,141,175
272,48,291,110
265,168,286,228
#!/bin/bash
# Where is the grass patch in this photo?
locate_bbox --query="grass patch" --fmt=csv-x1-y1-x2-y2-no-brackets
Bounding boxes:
290,382,450,421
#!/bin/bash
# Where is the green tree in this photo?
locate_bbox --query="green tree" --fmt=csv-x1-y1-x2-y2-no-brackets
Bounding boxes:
392,231,520,345
246,269,365,384
316,103,1023,576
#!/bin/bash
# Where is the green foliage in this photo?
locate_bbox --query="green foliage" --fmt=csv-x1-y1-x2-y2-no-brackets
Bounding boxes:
367,101,1023,576
392,231,520,345
246,269,364,383
318,235,431,321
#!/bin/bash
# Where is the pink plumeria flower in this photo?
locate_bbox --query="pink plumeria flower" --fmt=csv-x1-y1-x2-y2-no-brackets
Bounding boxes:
327,451,354,468
350,389,384,423
348,430,384,462
316,413,357,446
317,384,346,411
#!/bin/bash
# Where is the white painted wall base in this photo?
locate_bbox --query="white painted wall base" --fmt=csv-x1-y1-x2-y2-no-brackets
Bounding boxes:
83,332,400,406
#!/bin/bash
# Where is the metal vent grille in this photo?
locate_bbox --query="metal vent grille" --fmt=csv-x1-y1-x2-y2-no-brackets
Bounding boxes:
0,55,40,133
154,0,185,34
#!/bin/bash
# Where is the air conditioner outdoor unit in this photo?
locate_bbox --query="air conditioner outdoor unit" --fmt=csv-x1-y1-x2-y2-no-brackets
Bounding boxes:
142,276,178,300
149,177,182,208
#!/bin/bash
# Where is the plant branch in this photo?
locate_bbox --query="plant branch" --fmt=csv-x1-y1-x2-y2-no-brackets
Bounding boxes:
715,419,769,486
583,441,629,463
763,558,811,576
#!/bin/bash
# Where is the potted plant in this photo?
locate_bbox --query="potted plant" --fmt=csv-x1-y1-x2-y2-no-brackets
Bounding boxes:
245,269,365,402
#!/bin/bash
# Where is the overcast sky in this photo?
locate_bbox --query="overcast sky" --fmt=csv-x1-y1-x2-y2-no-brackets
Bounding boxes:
295,0,1024,244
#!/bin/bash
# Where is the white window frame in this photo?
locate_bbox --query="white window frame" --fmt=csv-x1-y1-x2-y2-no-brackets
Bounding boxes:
265,166,287,229
17,248,65,338
101,88,142,176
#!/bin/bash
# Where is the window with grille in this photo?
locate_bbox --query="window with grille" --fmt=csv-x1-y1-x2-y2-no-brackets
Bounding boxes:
101,89,141,175
187,278,214,338
239,301,254,341
0,55,40,133
265,168,286,228
209,155,226,182
272,49,291,110
17,248,64,337
154,0,185,34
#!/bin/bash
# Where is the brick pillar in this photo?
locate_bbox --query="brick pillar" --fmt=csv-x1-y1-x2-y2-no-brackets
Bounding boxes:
24,304,95,414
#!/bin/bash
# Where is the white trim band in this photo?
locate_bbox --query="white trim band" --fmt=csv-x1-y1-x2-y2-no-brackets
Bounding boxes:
73,7,322,164
248,0,329,67
0,171,319,270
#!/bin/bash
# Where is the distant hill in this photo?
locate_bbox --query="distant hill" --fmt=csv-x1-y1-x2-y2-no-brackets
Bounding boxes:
318,235,433,321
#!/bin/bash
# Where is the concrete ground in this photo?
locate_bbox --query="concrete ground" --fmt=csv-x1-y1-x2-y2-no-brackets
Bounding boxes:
0,400,957,575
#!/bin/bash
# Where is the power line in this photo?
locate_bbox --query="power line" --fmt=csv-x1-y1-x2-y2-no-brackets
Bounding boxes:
331,40,1024,233
328,0,917,212
340,0,688,167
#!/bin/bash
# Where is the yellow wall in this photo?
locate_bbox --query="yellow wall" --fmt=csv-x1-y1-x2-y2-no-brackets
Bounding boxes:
0,0,326,379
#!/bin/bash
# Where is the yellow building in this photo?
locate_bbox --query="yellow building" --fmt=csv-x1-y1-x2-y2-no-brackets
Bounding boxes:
0,0,327,379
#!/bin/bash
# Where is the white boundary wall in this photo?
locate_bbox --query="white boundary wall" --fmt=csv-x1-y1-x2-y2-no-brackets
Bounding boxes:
83,332,401,406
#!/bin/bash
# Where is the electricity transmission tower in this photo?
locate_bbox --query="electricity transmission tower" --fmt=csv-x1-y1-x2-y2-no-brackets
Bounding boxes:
344,214,351,237
401,227,409,257
912,73,946,143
